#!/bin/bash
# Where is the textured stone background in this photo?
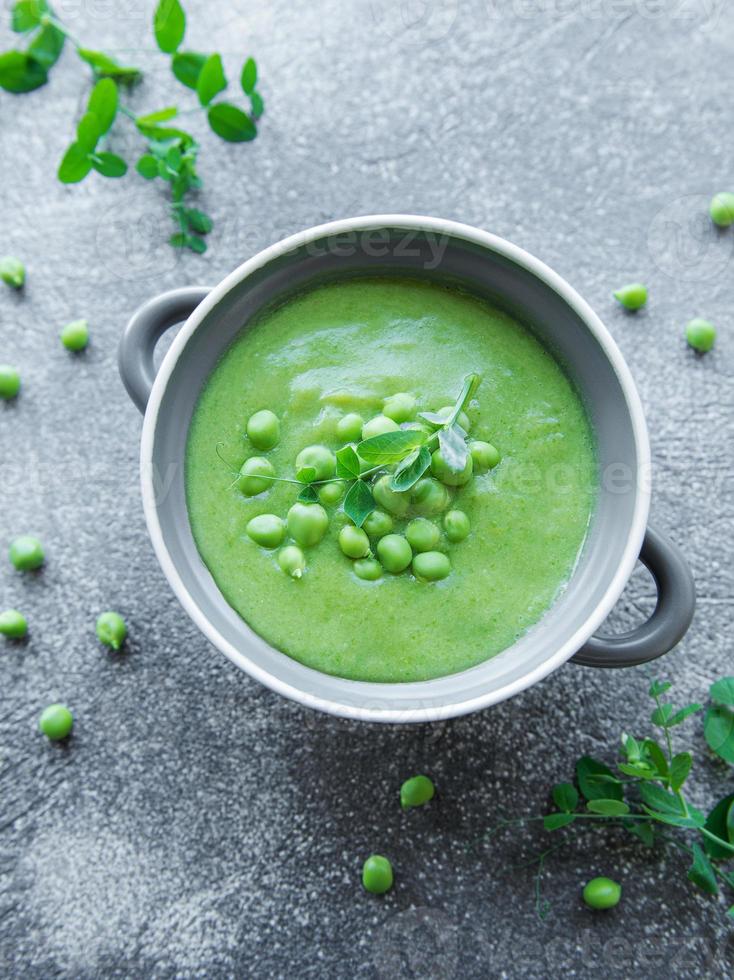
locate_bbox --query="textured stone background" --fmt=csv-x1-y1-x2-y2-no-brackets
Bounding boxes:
1,1,733,977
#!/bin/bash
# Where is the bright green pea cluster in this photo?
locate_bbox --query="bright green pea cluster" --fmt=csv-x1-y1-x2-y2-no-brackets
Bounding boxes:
60,319,89,352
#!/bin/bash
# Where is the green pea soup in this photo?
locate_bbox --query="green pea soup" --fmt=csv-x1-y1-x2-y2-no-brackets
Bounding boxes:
185,278,596,683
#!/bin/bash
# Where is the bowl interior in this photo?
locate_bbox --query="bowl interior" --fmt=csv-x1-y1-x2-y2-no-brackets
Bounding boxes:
145,220,646,720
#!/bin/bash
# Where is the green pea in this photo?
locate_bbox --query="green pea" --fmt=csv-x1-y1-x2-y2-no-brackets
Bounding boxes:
237,457,275,496
444,509,470,543
372,475,409,516
9,536,44,571
246,514,286,548
60,319,89,352
246,409,280,450
383,392,417,423
362,509,393,538
39,703,73,741
613,283,647,310
582,877,621,910
400,774,435,809
295,445,336,481
278,544,306,578
336,412,364,443
709,191,734,227
278,544,306,579
287,502,329,546
0,609,28,638
410,477,450,516
437,405,470,431
0,256,25,288
0,365,21,400
362,415,399,440
431,448,473,487
362,855,393,895
96,611,127,650
469,440,500,471
412,551,451,581
353,558,382,581
405,518,440,553
318,481,344,506
685,318,716,353
339,525,371,558
377,534,412,573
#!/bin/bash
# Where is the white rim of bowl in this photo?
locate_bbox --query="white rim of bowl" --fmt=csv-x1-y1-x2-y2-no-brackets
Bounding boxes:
139,215,651,723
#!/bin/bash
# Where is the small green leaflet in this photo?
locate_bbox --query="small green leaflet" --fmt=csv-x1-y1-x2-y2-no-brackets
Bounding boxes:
543,813,575,831
649,679,672,698
710,677,734,705
438,424,468,473
0,50,47,92
642,738,669,777
551,782,578,813
639,782,684,816
90,152,127,177
12,0,48,32
77,49,141,83
343,480,375,528
297,485,319,504
651,703,674,727
703,793,734,860
617,761,657,780
623,819,655,847
575,756,623,802
296,466,317,484
154,0,186,54
586,799,630,817
241,57,257,94
207,103,257,142
171,51,207,89
417,410,446,429
335,446,361,481
136,154,158,179
196,53,226,107
669,752,692,791
390,446,431,491
687,843,718,895
358,429,425,465
704,705,734,764
57,142,92,183
87,77,118,133
76,112,101,152
136,107,178,126
27,22,64,71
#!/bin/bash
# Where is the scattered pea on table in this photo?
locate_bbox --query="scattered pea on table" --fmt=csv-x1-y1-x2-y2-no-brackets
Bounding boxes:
0,256,25,288
613,283,647,310
400,774,435,809
39,704,74,741
96,611,127,650
60,319,89,352
0,609,28,638
0,365,21,400
9,536,44,571
709,192,734,228
582,876,622,910
362,855,394,895
685,318,716,353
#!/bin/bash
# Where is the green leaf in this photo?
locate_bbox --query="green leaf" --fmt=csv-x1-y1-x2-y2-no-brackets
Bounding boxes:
136,107,178,126
668,703,703,727
643,806,705,829
617,762,657,780
207,102,257,142
390,446,431,491
575,757,623,802
171,50,206,89
438,424,468,472
297,485,319,504
249,90,264,119
343,480,375,528
137,123,194,146
183,209,212,234
711,677,734,705
551,782,578,813
642,739,669,777
12,0,47,32
196,52,226,106
57,142,92,183
649,680,672,698
185,234,207,254
621,732,641,762
154,0,186,54
241,56,257,94
704,705,734,764
90,152,127,177
77,49,141,84
728,906,734,920
687,843,718,895
651,703,674,727
335,446,361,481
136,154,159,179
87,77,117,134
669,752,692,792
543,813,575,831
586,799,630,817
0,51,47,92
75,112,101,152
169,232,188,248
296,466,317,484
26,22,65,71
623,819,655,846
358,429,425,465
639,782,684,816
703,794,734,860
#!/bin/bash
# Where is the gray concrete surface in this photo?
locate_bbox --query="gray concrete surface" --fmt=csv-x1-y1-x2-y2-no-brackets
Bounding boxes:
1,1,733,977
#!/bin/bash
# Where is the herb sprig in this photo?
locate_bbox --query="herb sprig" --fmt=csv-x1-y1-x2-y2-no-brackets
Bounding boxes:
0,0,264,254
478,677,734,919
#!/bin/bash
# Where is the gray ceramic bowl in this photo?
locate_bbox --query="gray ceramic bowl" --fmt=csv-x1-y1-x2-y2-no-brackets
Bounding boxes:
119,216,695,722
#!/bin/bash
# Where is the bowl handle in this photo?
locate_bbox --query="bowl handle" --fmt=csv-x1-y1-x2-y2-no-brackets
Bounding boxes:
119,287,211,413
571,526,695,668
